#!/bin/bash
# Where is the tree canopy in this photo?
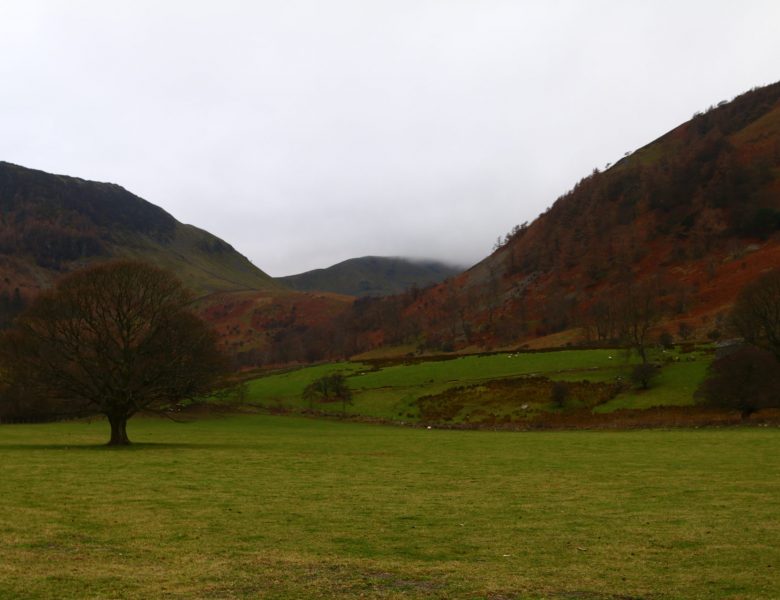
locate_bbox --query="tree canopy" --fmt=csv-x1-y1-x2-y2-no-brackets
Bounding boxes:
730,269,780,360
0,261,225,444
696,271,780,419
696,345,780,418
302,373,353,415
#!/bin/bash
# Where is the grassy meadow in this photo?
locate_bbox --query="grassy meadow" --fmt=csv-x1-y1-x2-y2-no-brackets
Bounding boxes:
242,348,712,423
1,415,778,599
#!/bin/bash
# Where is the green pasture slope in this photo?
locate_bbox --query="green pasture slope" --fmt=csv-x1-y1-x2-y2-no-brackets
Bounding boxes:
243,348,711,421
0,416,778,599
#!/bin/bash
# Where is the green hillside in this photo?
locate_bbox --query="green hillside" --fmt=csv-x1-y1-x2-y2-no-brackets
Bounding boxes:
242,346,713,425
0,161,280,298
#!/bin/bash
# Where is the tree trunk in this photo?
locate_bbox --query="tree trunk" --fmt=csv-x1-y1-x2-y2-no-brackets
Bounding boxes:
107,413,131,446
635,342,648,365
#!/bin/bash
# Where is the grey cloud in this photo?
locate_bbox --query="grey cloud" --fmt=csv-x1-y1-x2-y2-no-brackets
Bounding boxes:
1,1,779,275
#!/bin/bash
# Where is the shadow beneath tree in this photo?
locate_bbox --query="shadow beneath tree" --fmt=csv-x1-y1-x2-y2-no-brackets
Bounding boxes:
0,441,240,451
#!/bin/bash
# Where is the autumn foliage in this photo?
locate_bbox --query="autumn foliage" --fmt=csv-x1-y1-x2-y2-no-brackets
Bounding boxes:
332,81,780,356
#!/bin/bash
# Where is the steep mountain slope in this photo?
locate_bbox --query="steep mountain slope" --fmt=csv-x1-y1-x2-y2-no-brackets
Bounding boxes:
0,161,354,366
277,256,464,297
344,81,780,352
193,289,354,367
0,161,280,301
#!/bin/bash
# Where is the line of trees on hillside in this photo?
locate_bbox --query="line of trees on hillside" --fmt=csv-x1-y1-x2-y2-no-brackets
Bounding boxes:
0,220,106,269
230,285,431,368
223,251,778,381
499,84,780,289
224,269,716,366
507,141,776,284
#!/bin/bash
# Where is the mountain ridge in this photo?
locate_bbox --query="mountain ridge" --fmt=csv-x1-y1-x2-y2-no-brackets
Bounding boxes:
0,161,281,303
340,81,780,354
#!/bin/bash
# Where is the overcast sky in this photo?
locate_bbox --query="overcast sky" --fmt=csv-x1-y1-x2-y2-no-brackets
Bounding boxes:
1,1,779,276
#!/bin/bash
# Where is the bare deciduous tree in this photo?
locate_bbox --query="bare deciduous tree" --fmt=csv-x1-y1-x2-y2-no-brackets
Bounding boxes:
616,281,663,364
1,261,224,444
697,345,780,419
730,269,780,360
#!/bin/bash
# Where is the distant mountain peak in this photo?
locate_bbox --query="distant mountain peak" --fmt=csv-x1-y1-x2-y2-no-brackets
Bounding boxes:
277,255,465,297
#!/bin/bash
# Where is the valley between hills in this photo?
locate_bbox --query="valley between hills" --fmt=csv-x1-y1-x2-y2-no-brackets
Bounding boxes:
2,80,780,600
3,81,780,373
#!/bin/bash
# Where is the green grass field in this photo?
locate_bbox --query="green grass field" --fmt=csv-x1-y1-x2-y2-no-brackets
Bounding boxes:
1,416,778,599
243,348,712,422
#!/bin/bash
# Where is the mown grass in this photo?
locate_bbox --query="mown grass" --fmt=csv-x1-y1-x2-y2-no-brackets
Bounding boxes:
244,348,712,422
0,416,778,599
